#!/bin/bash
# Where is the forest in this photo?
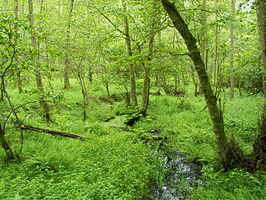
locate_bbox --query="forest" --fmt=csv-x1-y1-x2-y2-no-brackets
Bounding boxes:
0,0,265,199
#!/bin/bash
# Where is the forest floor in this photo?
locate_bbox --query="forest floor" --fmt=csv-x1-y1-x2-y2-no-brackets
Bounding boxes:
0,78,266,200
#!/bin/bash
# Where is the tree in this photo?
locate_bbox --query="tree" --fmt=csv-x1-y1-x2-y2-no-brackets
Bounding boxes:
63,0,74,89
230,0,236,99
13,0,23,94
159,0,240,168
121,0,138,106
0,14,24,160
252,0,266,170
28,0,51,122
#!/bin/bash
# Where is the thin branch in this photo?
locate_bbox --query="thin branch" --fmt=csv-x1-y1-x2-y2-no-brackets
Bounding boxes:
1,47,16,78
3,101,38,128
94,6,136,42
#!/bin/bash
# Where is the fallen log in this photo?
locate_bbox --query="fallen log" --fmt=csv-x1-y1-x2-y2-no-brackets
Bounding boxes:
19,125,85,140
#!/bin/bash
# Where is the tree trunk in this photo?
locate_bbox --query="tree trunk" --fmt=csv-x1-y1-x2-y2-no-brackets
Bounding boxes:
121,0,138,106
161,75,172,95
161,0,233,167
200,0,207,70
256,0,266,93
28,0,51,123
230,0,235,99
17,72,23,93
13,0,23,94
0,125,15,161
64,0,74,89
77,73,89,121
142,67,150,114
104,80,113,105
252,0,266,170
213,0,219,87
190,66,199,96
142,30,155,115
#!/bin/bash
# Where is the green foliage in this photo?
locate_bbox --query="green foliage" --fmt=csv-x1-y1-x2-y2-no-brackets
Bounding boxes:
0,77,265,200
191,166,266,200
115,106,144,125
0,132,161,200
1,0,265,198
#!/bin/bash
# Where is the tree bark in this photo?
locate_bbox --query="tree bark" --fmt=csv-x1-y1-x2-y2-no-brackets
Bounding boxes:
256,0,266,93
121,0,138,106
230,0,235,99
200,0,207,69
213,0,219,86
64,0,74,89
142,31,155,115
77,73,89,121
252,0,266,170
0,125,15,161
14,0,23,94
28,0,51,123
190,66,199,96
161,0,231,167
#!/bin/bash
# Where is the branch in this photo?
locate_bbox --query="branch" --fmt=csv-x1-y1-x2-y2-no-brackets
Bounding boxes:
1,47,16,78
94,6,136,42
3,101,38,127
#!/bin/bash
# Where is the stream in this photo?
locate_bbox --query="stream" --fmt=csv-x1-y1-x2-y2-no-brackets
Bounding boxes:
149,150,202,200
104,116,202,200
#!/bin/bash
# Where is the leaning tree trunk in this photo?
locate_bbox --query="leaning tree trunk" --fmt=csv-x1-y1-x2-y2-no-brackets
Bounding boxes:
28,0,51,123
121,0,138,106
161,0,235,168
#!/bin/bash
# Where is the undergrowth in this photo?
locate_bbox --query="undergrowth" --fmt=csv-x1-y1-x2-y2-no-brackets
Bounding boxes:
0,79,265,200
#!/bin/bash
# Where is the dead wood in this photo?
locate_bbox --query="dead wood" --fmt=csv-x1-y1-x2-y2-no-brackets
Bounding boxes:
19,125,84,140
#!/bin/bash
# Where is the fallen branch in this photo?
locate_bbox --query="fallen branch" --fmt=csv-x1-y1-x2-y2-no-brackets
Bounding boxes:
19,125,85,140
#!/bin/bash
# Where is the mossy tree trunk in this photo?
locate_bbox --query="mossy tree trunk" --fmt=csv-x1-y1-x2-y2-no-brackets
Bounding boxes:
160,0,234,167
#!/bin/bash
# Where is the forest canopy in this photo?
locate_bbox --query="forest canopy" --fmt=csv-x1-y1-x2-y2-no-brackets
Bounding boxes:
0,0,265,199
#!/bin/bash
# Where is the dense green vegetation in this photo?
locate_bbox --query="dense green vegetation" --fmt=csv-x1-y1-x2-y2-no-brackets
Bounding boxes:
1,0,266,199
1,79,265,199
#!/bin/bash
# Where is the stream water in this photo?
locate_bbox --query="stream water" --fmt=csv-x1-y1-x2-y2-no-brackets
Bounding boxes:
149,150,202,200
104,117,201,200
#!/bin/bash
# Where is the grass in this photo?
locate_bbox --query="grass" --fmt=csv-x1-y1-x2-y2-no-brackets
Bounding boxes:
0,78,265,199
